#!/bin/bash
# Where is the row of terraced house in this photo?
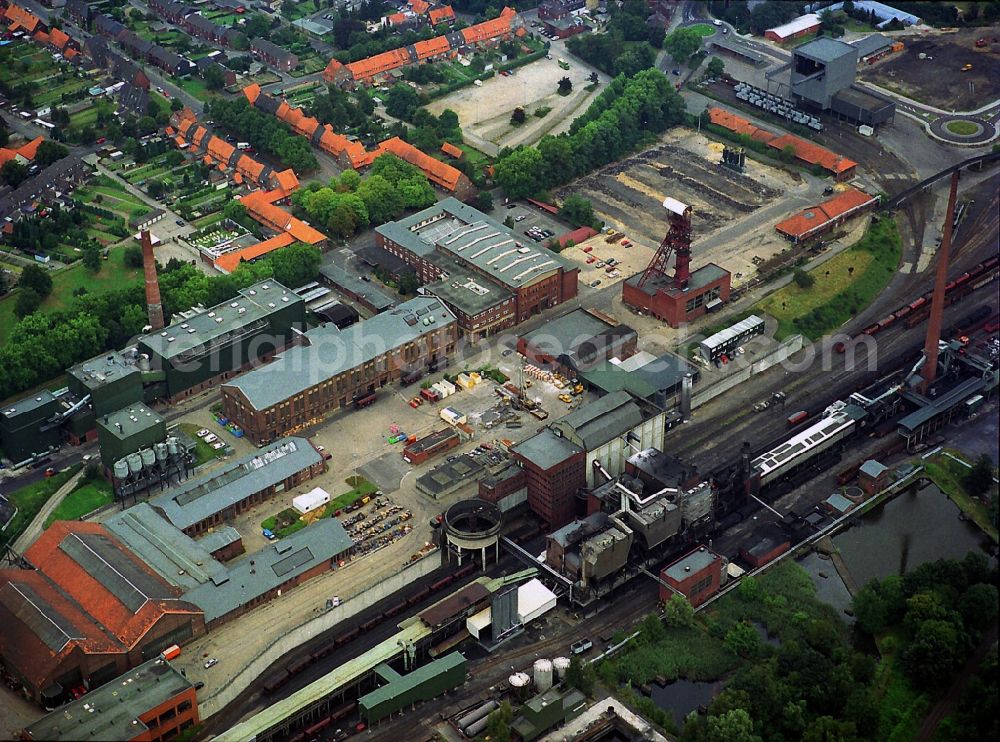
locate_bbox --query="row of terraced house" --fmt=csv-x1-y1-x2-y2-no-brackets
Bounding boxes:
242,84,475,200
324,6,526,87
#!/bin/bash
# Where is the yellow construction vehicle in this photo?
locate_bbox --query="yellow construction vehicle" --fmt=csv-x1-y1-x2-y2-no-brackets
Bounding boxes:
559,394,573,403
573,383,584,395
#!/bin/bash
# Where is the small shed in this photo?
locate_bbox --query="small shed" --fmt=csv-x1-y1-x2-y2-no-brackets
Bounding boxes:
293,486,331,515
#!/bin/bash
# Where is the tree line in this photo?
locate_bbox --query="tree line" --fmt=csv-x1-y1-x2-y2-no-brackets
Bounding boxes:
206,98,318,174
0,245,322,402
493,68,687,200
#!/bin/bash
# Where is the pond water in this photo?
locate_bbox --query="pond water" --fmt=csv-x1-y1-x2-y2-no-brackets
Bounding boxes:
833,481,986,587
649,679,724,728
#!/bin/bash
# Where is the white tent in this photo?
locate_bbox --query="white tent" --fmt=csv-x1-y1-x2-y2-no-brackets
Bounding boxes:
517,578,557,624
292,486,330,515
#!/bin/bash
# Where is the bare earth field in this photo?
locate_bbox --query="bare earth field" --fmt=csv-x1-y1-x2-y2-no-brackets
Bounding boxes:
557,130,815,286
860,29,1000,111
426,55,605,151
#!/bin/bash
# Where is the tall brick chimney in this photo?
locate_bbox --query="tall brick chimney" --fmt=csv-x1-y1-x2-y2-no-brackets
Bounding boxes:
920,171,960,394
141,230,164,331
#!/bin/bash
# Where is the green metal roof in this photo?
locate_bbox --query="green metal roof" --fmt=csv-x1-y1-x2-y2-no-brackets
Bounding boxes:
358,652,466,713
96,403,164,443
23,658,192,741
551,390,644,450
1,389,58,420
221,619,432,741
512,428,583,471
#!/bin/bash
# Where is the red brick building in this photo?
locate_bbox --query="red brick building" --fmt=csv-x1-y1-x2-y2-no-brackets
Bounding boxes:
739,525,790,568
659,545,726,607
511,429,587,528
377,198,579,334
21,657,199,741
0,523,204,707
622,263,731,328
403,428,461,464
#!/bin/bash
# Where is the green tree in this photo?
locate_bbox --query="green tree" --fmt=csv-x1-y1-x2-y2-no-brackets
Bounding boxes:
558,76,573,95
14,287,43,318
1,159,29,187
902,619,967,690
707,708,761,742
83,246,102,273
707,56,726,77
640,612,666,643
385,83,421,120
475,190,493,212
124,245,145,269
398,271,420,296
613,43,657,76
663,593,696,628
964,453,996,496
510,106,527,125
958,583,998,633
267,243,322,287
558,194,596,228
484,700,514,742
664,27,702,64
793,269,816,289
35,140,69,167
564,655,595,695
202,63,227,90
18,264,54,298
494,146,544,200
725,621,761,658
780,144,797,163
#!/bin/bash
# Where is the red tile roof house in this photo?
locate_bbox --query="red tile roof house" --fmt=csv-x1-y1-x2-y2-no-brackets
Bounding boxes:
0,522,204,706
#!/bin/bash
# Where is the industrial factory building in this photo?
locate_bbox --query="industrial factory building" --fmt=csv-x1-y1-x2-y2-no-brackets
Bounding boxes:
106,502,354,629
0,522,205,707
518,308,637,376
622,198,731,327
512,391,669,527
789,37,896,125
137,281,307,402
20,657,199,742
96,404,167,476
376,198,579,333
149,436,325,536
0,392,61,464
221,297,459,445
545,512,634,586
659,546,727,607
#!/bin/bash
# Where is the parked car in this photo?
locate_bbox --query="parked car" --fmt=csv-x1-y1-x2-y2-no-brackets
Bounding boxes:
590,280,601,287
586,256,596,264
203,658,218,669
44,467,57,478
262,528,277,541
515,215,526,221
196,428,210,437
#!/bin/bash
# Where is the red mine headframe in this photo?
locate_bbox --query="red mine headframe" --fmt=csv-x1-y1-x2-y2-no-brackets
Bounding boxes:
141,230,165,331
920,171,960,394
637,197,693,290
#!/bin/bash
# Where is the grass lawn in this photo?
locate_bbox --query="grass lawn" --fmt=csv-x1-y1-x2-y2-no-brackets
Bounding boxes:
175,76,212,102
177,423,227,467
93,185,147,206
0,245,142,343
193,211,226,229
69,104,100,128
924,452,998,542
756,215,901,340
261,477,375,539
0,464,83,549
758,250,875,338
688,23,717,37
44,475,114,528
945,120,981,136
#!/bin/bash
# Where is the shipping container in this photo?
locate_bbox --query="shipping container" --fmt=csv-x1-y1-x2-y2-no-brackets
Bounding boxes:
353,392,377,409
160,644,182,661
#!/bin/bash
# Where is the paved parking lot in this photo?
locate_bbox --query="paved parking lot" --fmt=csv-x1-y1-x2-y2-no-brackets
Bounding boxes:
494,201,568,247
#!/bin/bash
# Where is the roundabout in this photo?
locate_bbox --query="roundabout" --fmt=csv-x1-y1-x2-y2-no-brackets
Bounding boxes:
930,115,997,145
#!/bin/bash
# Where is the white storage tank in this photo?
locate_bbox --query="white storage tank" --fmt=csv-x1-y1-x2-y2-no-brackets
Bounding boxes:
113,459,130,480
140,448,156,467
154,442,168,461
127,453,143,474
553,656,571,682
166,436,179,455
533,658,553,692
